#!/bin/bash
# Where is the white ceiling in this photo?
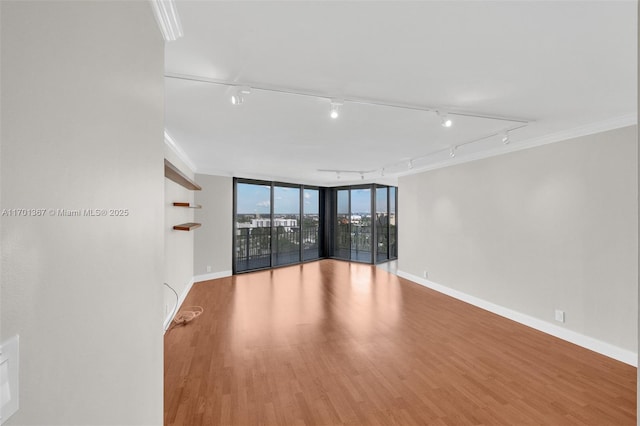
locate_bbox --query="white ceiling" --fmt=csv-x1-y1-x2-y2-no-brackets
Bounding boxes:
165,0,637,186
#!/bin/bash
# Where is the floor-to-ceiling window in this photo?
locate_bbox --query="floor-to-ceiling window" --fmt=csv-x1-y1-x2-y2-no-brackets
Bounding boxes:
350,187,372,262
235,182,272,272
303,188,320,261
234,179,323,273
389,186,397,259
376,186,389,262
335,189,350,259
331,184,397,264
273,185,301,266
234,179,396,272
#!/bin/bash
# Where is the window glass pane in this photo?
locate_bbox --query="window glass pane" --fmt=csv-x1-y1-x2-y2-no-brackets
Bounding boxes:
335,189,350,259
350,188,371,262
303,189,320,261
235,183,272,272
273,186,301,266
376,187,389,262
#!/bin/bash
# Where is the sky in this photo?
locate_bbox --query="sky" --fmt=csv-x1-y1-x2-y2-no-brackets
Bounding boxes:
237,183,394,215
237,183,319,215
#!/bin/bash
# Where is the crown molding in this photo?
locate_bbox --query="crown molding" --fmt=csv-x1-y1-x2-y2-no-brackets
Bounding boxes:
164,131,197,173
399,113,637,177
150,0,183,42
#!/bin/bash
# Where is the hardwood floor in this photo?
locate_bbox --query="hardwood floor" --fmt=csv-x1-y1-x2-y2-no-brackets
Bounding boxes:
164,260,636,425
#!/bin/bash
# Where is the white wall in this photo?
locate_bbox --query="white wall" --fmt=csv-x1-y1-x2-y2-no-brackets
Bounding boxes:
0,1,164,424
193,174,233,280
164,145,195,322
399,126,638,356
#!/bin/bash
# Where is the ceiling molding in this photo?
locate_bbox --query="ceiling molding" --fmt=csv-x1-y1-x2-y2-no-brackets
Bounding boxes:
196,168,324,187
150,0,183,42
195,167,397,187
164,131,197,173
396,113,638,177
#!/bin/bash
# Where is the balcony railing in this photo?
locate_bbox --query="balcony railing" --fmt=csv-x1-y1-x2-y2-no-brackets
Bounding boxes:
335,223,397,262
235,226,320,271
235,223,396,272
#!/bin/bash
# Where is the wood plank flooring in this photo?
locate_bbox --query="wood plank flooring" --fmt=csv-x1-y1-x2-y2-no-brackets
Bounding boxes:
164,260,636,425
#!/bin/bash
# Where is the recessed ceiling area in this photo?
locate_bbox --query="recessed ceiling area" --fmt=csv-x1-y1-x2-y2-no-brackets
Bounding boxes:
165,1,636,186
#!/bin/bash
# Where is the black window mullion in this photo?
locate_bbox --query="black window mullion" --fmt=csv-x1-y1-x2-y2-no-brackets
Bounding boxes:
300,186,304,262
372,184,376,264
270,182,275,268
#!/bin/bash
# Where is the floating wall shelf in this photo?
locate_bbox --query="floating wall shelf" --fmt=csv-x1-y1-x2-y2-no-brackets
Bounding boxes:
173,222,201,231
173,202,202,209
164,159,201,190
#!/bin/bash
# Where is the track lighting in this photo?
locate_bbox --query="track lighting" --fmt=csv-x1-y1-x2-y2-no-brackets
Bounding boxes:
450,146,457,158
330,99,343,119
438,111,453,128
360,173,364,180
231,86,251,105
381,168,385,177
501,131,510,144
336,172,341,180
408,160,413,169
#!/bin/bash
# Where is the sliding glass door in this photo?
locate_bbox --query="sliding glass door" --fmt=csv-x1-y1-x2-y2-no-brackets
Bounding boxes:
273,185,300,266
234,179,322,273
376,187,389,262
235,182,272,272
350,188,372,262
331,184,397,264
335,189,350,259
234,179,396,272
303,188,320,260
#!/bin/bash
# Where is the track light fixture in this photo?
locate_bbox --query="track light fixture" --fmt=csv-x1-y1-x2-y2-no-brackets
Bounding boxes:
501,131,510,144
368,124,526,177
330,99,343,119
438,111,453,128
167,74,531,135
319,168,377,180
231,86,251,105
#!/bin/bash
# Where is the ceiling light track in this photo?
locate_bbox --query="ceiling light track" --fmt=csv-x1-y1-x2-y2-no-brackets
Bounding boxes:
376,123,528,177
165,72,532,125
318,169,377,181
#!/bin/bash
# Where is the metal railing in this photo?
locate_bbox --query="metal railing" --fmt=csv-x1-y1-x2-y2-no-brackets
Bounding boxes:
235,226,319,271
335,223,397,262
235,223,396,271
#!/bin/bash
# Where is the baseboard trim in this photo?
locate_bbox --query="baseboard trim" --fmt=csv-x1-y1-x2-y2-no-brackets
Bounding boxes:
163,278,195,333
163,271,232,333
396,270,637,367
193,270,233,283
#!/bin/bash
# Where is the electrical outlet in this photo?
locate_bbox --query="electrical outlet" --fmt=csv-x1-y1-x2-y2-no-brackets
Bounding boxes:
206,266,212,273
423,270,428,279
554,309,565,323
